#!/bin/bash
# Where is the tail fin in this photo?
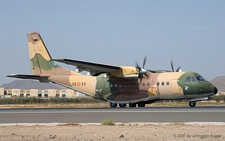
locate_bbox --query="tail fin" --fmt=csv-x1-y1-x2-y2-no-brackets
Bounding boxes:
27,32,81,76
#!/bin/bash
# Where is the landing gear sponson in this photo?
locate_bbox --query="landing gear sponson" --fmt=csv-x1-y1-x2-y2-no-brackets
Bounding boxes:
110,97,209,108
189,97,209,107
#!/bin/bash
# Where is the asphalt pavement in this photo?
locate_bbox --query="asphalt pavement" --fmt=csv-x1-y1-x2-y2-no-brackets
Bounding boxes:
0,106,225,123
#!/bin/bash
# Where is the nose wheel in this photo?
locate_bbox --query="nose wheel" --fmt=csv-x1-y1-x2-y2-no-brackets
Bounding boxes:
189,101,196,107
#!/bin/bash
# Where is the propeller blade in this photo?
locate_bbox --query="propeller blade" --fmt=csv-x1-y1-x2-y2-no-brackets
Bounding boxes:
143,55,147,68
139,74,143,84
171,60,174,72
135,62,141,70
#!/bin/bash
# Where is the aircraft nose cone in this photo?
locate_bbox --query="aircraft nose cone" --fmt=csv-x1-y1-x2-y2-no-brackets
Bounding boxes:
214,87,218,94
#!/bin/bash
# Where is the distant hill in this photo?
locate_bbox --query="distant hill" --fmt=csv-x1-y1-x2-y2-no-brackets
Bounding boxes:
0,80,66,90
210,76,225,92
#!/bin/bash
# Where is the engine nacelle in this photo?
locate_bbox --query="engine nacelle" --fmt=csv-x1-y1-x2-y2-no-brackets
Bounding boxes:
109,66,139,78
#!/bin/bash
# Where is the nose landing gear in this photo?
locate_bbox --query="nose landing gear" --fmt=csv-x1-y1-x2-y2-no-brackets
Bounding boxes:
189,97,209,107
189,101,196,107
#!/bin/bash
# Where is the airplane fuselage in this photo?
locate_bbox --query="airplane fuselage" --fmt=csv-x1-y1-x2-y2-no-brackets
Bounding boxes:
48,71,217,106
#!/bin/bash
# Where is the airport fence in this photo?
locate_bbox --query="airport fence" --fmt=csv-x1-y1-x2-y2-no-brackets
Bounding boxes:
0,97,106,104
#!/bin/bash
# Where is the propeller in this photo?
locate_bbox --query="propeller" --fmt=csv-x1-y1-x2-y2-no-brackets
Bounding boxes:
136,56,148,83
170,60,182,72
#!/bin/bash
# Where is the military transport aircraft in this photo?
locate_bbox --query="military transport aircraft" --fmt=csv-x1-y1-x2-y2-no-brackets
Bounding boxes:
7,32,218,108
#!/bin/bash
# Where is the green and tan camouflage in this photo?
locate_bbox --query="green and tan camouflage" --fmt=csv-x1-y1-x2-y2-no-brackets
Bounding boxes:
27,32,81,76
8,32,218,107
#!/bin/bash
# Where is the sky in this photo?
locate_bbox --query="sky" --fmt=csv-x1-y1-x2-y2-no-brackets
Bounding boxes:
0,0,225,85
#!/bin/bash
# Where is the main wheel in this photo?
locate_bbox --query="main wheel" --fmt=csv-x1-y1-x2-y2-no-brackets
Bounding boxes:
110,102,117,108
119,103,126,108
189,101,196,107
129,103,136,107
138,102,145,107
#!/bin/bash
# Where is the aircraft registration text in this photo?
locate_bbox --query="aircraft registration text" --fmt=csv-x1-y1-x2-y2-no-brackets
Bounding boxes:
72,82,86,86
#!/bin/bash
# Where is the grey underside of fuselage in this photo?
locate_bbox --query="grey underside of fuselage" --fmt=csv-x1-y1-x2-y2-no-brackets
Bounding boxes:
100,93,215,104
147,93,214,101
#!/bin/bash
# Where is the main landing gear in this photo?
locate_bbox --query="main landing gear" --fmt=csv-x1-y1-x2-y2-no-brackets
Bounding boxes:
110,102,117,108
110,102,146,108
119,103,126,108
129,103,136,107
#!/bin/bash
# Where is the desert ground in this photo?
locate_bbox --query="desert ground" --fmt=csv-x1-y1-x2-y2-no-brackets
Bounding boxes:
0,123,225,141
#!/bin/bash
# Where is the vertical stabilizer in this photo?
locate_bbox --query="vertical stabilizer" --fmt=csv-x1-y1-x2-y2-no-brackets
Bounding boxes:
27,32,81,76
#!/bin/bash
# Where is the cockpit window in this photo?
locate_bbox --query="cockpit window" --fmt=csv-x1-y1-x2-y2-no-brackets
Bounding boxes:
185,76,191,82
195,76,205,81
191,76,196,82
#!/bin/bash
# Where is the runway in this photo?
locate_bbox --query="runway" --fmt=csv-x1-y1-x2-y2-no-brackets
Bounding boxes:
0,106,225,123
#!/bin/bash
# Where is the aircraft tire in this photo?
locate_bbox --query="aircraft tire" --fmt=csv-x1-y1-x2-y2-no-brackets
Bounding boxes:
119,103,126,108
129,103,136,107
138,102,145,107
110,102,117,108
189,101,196,107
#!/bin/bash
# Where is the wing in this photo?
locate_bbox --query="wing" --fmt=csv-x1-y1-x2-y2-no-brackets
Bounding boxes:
54,58,121,75
7,74,49,82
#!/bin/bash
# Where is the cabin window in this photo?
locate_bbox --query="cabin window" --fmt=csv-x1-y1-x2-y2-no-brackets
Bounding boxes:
191,76,196,82
119,84,122,87
147,82,150,86
161,82,164,86
185,76,191,82
106,83,109,87
115,84,117,87
128,83,131,87
124,83,126,87
142,83,145,86
133,83,136,86
110,84,113,87
166,81,169,85
157,82,160,86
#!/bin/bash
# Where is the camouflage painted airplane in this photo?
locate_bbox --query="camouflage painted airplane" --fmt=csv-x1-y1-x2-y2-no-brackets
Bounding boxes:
7,32,218,108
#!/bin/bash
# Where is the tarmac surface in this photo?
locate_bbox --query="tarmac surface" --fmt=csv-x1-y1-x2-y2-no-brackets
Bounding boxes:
0,106,225,123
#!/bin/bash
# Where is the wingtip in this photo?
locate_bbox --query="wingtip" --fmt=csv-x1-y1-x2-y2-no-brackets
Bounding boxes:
6,74,18,77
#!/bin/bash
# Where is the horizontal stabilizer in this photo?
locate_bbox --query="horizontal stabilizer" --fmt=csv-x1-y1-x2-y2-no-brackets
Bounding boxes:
7,74,49,82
